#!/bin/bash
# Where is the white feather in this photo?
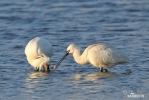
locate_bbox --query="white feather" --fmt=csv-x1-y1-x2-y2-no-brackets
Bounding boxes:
67,43,130,70
25,37,53,70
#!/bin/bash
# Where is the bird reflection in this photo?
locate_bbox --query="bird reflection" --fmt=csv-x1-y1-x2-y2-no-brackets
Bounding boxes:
74,72,116,81
25,71,50,94
74,69,132,81
26,71,50,85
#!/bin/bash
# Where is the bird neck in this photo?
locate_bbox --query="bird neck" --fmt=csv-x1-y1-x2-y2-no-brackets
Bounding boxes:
32,55,50,70
73,48,89,65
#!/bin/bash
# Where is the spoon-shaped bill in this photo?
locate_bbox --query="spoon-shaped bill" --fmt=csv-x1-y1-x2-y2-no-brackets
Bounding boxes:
53,52,69,69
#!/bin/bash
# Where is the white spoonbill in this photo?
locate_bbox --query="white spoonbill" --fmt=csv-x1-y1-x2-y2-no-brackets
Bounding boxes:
53,43,129,72
25,37,53,71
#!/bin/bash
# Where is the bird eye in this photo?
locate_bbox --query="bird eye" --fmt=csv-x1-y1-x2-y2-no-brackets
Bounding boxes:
67,50,70,53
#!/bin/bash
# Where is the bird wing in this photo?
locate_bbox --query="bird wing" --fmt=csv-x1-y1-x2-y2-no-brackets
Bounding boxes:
36,37,53,58
82,44,99,63
25,38,37,58
25,37,53,59
87,44,129,67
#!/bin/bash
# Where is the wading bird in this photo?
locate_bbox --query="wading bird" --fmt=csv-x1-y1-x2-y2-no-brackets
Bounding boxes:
25,37,53,71
54,43,129,72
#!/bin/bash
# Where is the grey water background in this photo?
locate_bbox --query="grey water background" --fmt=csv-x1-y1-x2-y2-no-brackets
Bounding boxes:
0,0,149,100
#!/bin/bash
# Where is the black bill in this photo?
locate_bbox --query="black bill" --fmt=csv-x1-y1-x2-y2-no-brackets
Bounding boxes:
53,51,69,69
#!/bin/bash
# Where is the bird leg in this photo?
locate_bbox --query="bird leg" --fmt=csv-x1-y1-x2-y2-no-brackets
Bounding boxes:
36,67,39,71
100,68,103,72
105,69,108,72
100,67,108,72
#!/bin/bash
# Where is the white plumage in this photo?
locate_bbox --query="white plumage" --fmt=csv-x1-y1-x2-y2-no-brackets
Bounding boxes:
54,43,130,72
25,37,53,71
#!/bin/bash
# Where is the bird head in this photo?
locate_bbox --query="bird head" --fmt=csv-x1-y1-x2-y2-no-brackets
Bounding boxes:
43,63,50,72
53,43,81,69
67,43,80,54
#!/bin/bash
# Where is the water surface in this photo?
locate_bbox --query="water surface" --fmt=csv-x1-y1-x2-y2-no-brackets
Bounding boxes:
0,0,149,100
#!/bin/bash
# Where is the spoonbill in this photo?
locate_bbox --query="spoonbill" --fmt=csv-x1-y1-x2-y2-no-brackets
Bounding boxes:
25,37,53,71
53,43,129,72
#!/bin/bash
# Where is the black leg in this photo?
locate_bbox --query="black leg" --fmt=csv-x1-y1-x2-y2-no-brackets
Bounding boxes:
105,69,108,72
100,68,103,72
100,68,108,72
36,67,39,71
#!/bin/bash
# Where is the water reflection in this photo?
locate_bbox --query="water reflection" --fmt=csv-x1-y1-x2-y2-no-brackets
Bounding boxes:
74,72,116,81
25,71,50,89
73,70,132,81
27,71,49,79
24,71,51,98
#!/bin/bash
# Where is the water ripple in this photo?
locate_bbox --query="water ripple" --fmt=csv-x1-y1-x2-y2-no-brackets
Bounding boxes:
0,0,149,100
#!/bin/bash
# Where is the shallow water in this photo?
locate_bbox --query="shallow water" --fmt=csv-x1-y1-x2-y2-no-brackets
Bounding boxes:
0,0,149,100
